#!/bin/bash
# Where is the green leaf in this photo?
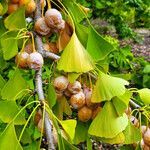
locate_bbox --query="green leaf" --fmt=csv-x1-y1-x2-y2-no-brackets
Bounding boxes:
0,18,6,35
112,90,132,115
1,37,18,60
87,136,92,150
123,121,141,144
68,73,81,83
137,88,150,104
0,74,6,93
73,121,89,144
0,0,8,15
47,82,57,108
91,72,129,102
1,69,28,100
59,119,77,141
0,123,23,150
88,101,128,138
4,7,26,30
143,65,150,73
99,132,125,144
86,27,114,61
57,33,94,73
0,101,26,125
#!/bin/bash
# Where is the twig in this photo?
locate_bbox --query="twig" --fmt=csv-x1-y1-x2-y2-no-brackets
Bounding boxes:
129,99,140,109
34,0,55,149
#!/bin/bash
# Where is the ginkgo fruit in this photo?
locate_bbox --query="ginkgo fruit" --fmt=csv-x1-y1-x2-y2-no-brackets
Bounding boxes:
45,8,63,28
68,81,82,94
34,17,51,35
7,3,19,14
70,91,85,109
25,0,36,14
143,128,150,146
15,52,29,69
92,106,102,119
53,76,69,91
11,0,19,4
27,52,44,70
78,106,92,122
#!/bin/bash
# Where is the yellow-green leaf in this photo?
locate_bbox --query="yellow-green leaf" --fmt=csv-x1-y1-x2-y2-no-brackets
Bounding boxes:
57,33,94,73
91,72,129,102
0,123,23,150
137,88,150,104
88,101,128,138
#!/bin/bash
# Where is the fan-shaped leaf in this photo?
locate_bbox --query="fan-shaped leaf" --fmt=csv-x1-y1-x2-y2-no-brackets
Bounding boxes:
137,88,150,104
88,101,128,138
1,69,28,100
0,123,23,150
91,72,129,102
0,101,26,125
57,33,94,73
87,27,114,61
59,119,77,141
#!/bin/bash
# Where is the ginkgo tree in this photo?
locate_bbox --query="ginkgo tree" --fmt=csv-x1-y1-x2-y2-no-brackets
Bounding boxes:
0,0,150,150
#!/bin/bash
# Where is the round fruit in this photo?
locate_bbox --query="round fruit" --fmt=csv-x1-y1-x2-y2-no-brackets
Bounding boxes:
125,107,132,116
143,128,150,146
7,3,19,14
64,89,72,98
25,0,36,14
53,76,69,91
56,19,65,30
34,17,51,36
70,91,85,109
24,43,33,54
37,118,45,133
68,81,82,94
78,106,92,122
27,52,44,70
15,52,29,69
48,42,59,54
45,9,63,28
11,0,19,4
141,126,148,135
43,43,50,51
19,0,31,6
34,109,42,125
92,106,102,119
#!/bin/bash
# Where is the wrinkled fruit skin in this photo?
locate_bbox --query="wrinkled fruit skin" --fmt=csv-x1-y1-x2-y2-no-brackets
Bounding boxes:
11,0,19,4
34,17,51,35
130,116,139,128
56,19,65,30
68,81,82,94
78,106,92,122
27,52,44,70
53,76,69,91
70,91,85,109
15,52,29,69
92,106,102,119
143,128,150,146
7,3,19,14
45,9,63,28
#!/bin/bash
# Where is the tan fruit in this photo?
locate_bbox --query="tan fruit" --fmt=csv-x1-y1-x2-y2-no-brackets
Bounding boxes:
34,17,51,36
45,8,63,28
64,89,72,98
48,42,59,54
24,43,33,54
15,52,29,69
25,0,36,14
92,106,102,119
34,109,42,125
78,106,92,122
125,107,132,116
143,128,150,146
70,91,85,109
56,19,65,30
53,76,69,92
11,0,19,4
27,52,44,70
19,0,31,6
37,119,45,133
7,3,19,14
43,43,50,51
68,81,82,94
141,126,148,135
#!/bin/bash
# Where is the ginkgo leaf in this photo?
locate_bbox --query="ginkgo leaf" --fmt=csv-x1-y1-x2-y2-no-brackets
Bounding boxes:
4,7,26,30
137,88,150,104
57,33,94,73
59,119,77,140
1,69,28,100
112,90,132,116
88,101,128,138
91,72,129,103
0,122,23,150
123,121,141,144
68,72,80,83
0,74,5,93
87,27,114,61
0,100,26,125
99,132,125,144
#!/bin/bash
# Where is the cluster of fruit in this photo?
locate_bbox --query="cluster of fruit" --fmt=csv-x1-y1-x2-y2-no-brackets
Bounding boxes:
141,126,150,150
7,0,36,14
15,51,43,70
34,8,65,36
53,76,101,122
